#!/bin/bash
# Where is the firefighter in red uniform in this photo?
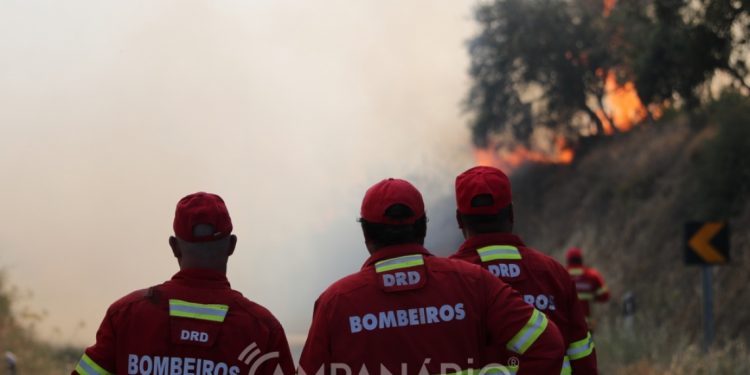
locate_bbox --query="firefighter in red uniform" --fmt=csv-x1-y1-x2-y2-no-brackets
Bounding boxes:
72,192,295,375
299,178,565,375
449,166,597,375
565,247,610,330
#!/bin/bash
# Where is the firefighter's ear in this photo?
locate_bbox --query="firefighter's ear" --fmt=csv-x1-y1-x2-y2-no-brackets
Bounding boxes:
456,210,464,229
227,234,237,257
169,236,181,259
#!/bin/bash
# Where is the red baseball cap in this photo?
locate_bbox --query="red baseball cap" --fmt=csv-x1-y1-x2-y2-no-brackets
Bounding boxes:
173,192,233,242
566,247,583,260
455,166,512,215
360,178,425,225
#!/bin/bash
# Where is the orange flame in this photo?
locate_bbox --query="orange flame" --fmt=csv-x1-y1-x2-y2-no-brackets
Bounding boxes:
605,71,648,131
474,0,662,170
476,70,663,168
474,137,574,172
474,146,503,168
477,71,659,168
598,0,661,134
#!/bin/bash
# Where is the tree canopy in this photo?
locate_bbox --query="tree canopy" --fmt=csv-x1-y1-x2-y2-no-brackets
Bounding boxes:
467,0,750,149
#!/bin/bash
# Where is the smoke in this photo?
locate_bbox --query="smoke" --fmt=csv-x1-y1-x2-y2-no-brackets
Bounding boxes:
0,0,476,346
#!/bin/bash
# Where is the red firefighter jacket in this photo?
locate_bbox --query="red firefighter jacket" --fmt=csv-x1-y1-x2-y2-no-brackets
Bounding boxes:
567,266,610,318
299,243,565,375
72,269,295,375
451,233,597,375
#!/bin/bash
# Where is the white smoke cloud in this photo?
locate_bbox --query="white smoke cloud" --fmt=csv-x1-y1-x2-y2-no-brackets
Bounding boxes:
0,0,477,347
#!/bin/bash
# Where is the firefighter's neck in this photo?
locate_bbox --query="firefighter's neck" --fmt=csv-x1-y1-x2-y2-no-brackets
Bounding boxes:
170,235,236,274
178,257,229,273
462,222,514,239
365,240,423,255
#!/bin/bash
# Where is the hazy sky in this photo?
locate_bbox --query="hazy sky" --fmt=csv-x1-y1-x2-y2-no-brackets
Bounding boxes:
0,0,478,347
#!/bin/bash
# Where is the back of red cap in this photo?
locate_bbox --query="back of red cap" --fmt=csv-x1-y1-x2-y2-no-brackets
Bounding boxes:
455,166,512,215
360,178,425,225
173,192,233,242
566,247,583,261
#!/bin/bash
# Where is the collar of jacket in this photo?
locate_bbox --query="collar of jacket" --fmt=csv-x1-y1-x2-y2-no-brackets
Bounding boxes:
361,243,433,270
456,232,526,256
170,268,231,289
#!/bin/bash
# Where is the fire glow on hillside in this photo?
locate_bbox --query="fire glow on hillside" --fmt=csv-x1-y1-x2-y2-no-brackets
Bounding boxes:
474,136,574,171
473,0,659,171
473,73,653,171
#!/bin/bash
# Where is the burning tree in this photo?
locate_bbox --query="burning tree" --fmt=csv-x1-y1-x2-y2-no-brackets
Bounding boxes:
467,0,750,165
467,0,618,149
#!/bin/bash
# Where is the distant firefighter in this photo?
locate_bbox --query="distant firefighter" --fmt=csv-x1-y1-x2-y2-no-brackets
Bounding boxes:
566,247,610,329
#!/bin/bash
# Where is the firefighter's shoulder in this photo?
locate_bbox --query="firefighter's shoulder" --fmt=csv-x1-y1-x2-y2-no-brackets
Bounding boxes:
585,267,604,278
428,255,486,278
447,250,478,263
426,256,499,290
223,291,289,344
315,270,373,305
106,287,155,311
93,286,162,326
228,290,282,322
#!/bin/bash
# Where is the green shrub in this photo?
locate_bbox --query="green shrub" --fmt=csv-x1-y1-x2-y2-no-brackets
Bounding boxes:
691,91,750,218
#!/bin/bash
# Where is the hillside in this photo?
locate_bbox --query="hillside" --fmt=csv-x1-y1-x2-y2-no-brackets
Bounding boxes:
508,95,750,373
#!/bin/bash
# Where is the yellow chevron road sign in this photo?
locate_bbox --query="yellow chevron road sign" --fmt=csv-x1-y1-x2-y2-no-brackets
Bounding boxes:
685,221,730,265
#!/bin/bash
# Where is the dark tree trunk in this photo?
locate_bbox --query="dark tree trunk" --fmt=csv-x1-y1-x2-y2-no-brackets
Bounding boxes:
723,67,750,93
582,104,607,136
595,94,618,134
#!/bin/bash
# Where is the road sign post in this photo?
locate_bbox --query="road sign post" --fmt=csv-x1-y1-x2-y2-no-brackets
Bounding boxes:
685,221,729,353
701,265,714,352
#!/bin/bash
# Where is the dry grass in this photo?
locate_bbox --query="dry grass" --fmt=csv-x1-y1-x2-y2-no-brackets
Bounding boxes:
0,273,80,374
592,315,750,374
510,94,750,373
